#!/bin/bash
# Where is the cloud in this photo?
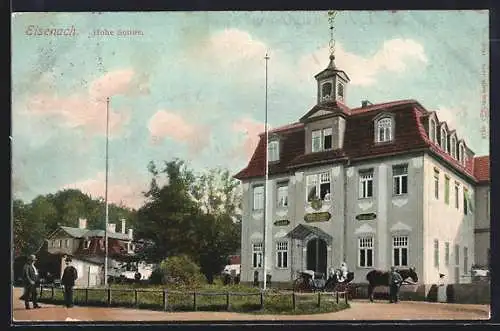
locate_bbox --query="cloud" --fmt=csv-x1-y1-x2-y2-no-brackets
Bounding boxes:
299,39,428,86
61,172,147,209
148,110,211,153
206,29,268,64
22,69,149,136
230,117,266,160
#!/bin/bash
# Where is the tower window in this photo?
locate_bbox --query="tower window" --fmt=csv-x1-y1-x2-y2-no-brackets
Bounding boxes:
321,82,333,101
337,82,344,101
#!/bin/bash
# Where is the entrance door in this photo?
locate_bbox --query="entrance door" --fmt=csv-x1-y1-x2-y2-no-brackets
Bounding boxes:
306,238,327,275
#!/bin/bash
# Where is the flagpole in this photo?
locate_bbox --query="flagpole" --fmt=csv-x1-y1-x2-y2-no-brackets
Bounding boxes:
263,52,270,291
104,97,110,287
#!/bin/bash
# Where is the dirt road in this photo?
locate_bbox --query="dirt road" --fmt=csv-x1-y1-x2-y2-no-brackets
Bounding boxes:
12,287,490,322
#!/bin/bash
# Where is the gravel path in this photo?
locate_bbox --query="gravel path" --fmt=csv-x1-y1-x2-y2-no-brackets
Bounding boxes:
12,287,490,322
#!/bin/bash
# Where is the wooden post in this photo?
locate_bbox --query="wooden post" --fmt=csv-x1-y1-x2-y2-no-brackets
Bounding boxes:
163,289,168,311
336,291,339,304
292,292,296,311
317,292,321,307
345,291,348,304
260,291,264,310
51,286,55,300
107,287,111,306
134,289,138,307
226,292,230,311
193,292,197,311
85,288,88,304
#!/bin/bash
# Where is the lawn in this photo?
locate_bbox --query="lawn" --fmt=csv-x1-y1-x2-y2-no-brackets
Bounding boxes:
38,283,350,315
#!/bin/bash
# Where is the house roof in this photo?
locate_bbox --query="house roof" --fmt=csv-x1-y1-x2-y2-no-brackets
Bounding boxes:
473,155,490,183
234,99,484,183
56,226,130,241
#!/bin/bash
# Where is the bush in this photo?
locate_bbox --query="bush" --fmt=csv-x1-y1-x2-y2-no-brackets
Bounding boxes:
149,255,206,288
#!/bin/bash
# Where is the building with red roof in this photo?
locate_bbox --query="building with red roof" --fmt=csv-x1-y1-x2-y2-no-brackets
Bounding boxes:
234,53,490,292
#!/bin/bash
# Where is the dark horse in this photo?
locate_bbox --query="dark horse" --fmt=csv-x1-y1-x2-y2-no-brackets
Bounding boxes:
365,267,418,302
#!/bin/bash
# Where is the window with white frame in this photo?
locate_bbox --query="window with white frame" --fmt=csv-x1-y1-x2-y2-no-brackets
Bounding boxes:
277,183,288,208
445,242,450,266
463,246,468,274
58,240,62,248
455,182,460,209
268,140,279,162
358,237,374,267
434,239,439,267
444,176,450,205
252,243,263,268
393,236,408,267
253,185,264,210
276,241,288,268
311,128,333,152
463,188,469,215
450,136,457,159
84,240,91,249
359,169,374,198
459,144,465,165
65,239,69,248
429,118,437,142
440,127,448,152
434,169,440,199
376,117,392,143
393,164,408,195
306,172,331,202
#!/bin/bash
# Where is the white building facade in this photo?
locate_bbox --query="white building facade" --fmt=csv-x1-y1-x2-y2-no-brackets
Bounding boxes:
234,55,488,292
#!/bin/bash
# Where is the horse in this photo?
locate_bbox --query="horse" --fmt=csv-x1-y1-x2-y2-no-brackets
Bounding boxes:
365,267,418,302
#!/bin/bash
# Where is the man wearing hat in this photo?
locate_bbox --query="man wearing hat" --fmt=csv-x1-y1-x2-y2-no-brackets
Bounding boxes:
61,256,78,308
21,254,41,309
388,266,403,303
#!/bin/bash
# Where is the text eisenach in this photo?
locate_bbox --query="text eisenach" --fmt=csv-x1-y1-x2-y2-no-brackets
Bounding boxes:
25,25,77,37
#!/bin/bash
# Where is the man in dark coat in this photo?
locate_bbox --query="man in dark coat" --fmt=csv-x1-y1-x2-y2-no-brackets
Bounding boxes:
388,266,403,303
21,254,41,309
61,256,78,308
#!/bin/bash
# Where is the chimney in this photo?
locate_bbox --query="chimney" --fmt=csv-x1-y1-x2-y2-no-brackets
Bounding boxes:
78,218,87,229
361,100,373,108
128,228,133,240
107,223,116,233
121,219,126,234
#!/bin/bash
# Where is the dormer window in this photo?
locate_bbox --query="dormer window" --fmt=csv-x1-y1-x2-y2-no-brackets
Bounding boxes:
376,117,393,143
321,82,333,101
337,82,345,101
268,140,279,162
312,128,333,152
459,143,465,166
440,127,448,152
429,118,437,143
450,136,457,159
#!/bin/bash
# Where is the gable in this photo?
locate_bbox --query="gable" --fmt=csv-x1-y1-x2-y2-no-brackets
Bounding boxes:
309,109,333,119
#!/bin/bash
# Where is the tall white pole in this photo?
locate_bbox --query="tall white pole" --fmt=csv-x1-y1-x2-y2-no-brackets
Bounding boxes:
262,53,270,291
104,97,110,287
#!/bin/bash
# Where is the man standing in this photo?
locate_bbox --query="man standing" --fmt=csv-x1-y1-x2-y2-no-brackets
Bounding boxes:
61,256,78,308
388,266,403,303
22,254,41,309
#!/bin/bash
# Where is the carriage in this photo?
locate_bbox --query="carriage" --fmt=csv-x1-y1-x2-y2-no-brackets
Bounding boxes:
293,268,354,293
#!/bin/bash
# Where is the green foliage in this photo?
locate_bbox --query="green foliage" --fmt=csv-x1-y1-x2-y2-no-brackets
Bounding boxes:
149,255,206,288
38,285,350,315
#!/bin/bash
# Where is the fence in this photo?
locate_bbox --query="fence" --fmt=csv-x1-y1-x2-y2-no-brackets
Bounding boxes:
39,285,348,312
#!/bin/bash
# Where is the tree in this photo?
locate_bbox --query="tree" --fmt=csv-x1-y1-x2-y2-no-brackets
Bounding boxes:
13,199,46,257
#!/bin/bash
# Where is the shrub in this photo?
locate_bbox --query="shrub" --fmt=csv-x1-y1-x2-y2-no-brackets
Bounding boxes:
149,255,206,288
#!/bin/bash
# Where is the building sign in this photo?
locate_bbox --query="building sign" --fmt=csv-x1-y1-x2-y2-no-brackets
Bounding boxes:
304,212,331,223
355,213,377,221
274,220,290,226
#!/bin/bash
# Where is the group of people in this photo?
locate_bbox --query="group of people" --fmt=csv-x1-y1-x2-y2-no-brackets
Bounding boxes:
20,254,79,309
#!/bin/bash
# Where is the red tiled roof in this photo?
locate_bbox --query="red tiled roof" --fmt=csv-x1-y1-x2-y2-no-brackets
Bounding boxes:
474,155,490,183
235,99,486,183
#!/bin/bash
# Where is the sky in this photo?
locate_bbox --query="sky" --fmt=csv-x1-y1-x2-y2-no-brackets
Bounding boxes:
11,10,490,209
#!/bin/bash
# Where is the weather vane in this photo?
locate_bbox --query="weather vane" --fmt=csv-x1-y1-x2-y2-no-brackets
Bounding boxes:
328,10,338,58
